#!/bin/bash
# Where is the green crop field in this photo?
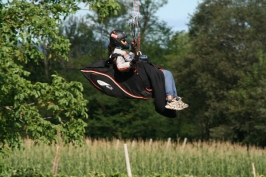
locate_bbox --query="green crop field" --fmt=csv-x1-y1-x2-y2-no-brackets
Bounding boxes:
2,138,266,177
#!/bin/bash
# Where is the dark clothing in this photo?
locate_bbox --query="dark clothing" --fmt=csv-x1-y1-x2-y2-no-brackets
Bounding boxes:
141,61,177,118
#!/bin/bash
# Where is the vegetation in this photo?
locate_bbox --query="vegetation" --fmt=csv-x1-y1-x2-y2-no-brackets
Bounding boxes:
1,0,266,176
0,0,119,155
176,0,266,146
1,139,266,177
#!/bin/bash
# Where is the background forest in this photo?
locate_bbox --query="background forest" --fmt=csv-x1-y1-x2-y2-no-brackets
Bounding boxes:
1,0,266,157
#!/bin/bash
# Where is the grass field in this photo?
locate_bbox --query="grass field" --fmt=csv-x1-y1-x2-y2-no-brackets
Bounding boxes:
3,138,266,177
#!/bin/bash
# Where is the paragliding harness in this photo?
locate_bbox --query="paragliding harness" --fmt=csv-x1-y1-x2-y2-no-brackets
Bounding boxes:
105,53,122,67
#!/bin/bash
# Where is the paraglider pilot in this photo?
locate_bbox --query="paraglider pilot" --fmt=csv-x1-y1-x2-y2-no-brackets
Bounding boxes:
108,29,188,111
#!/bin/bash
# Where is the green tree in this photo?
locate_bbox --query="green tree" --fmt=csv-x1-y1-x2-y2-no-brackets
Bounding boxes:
0,0,120,155
136,0,174,66
177,0,266,145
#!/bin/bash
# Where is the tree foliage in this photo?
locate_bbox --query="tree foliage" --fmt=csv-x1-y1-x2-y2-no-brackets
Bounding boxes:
175,0,266,145
0,0,121,155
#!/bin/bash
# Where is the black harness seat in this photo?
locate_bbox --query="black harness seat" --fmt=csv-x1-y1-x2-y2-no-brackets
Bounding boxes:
80,58,177,118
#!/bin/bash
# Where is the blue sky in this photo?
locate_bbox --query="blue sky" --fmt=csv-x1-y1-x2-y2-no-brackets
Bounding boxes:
155,0,203,31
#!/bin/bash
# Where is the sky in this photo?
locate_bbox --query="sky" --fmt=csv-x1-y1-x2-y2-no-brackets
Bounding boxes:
155,0,203,31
